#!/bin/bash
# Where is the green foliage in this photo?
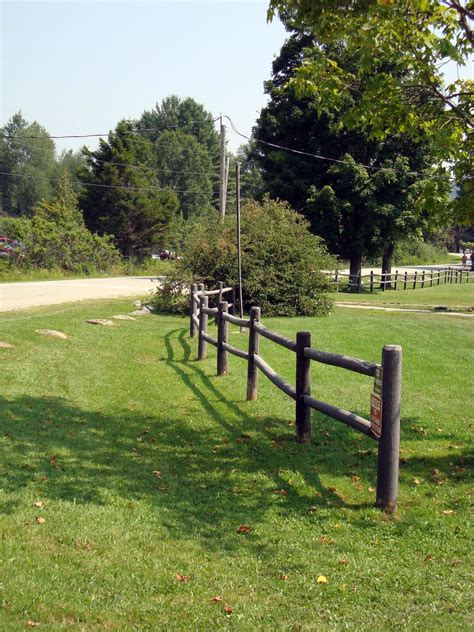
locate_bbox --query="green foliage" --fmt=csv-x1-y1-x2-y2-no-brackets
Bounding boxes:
267,0,474,184
391,239,450,266
155,197,336,317
253,34,449,274
1,174,120,273
79,120,179,257
0,112,56,216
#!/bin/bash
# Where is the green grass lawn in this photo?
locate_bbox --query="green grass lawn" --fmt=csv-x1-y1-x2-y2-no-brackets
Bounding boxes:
0,300,472,630
332,280,474,309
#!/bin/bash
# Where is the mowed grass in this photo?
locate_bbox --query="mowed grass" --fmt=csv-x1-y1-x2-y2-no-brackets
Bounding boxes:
331,279,474,309
0,299,472,630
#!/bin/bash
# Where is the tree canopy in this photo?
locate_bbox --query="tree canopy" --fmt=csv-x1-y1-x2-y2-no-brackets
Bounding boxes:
267,0,473,185
79,120,179,256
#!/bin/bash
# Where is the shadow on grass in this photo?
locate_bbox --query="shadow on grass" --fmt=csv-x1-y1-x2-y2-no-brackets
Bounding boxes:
2,327,470,549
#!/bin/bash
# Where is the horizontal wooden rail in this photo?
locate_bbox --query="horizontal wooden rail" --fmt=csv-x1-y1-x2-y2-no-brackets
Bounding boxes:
222,312,250,328
304,348,378,377
222,341,249,360
201,331,218,347
202,305,218,315
254,353,297,399
303,395,375,438
196,287,233,297
254,321,297,352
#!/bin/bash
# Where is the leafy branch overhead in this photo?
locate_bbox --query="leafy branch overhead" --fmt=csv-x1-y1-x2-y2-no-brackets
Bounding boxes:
267,0,473,177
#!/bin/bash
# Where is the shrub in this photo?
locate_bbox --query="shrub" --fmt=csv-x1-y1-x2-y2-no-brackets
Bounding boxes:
392,239,450,266
151,197,336,317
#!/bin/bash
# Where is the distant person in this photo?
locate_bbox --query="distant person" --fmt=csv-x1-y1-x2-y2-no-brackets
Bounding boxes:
471,252,474,271
462,253,467,268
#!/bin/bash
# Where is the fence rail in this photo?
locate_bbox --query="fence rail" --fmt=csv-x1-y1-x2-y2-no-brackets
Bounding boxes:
329,266,474,292
190,283,402,513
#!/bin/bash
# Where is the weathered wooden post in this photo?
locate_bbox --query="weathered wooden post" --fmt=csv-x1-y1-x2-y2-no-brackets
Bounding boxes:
381,272,386,292
413,271,418,289
246,306,260,401
335,270,339,292
215,281,224,325
404,271,408,290
430,270,433,287
421,270,425,288
370,271,374,292
295,331,312,443
217,301,229,376
394,270,398,290
376,344,402,513
190,283,198,338
198,294,208,360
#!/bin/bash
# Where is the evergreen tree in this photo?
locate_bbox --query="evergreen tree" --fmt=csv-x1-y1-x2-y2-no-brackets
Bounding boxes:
79,121,179,256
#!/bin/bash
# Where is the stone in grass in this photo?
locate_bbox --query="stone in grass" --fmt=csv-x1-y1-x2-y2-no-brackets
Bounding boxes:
130,307,152,316
86,319,115,326
112,315,137,321
0,341,15,349
35,329,69,339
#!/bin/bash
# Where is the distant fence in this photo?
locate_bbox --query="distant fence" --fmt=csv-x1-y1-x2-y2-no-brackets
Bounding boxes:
190,282,402,512
328,266,474,292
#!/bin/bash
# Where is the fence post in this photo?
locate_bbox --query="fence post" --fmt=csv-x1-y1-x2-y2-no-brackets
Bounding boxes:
217,301,229,376
358,273,362,293
246,307,261,400
381,272,386,292
198,294,208,360
370,271,374,292
215,281,224,325
376,344,402,513
190,283,198,338
421,271,425,288
404,271,407,290
295,331,312,443
413,271,417,289
438,270,442,286
335,270,339,292
394,270,398,290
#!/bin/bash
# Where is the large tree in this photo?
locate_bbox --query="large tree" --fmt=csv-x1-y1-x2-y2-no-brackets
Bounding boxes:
0,113,56,216
267,1,473,185
79,121,178,256
252,34,449,278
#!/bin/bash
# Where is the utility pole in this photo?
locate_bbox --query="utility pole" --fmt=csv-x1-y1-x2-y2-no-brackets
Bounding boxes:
236,162,244,330
219,116,227,222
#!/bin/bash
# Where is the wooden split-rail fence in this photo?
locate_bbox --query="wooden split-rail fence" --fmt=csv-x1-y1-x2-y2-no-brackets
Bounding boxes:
190,282,402,512
330,266,474,293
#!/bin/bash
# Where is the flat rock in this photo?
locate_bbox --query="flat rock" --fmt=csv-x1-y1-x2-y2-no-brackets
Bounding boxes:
0,341,15,349
35,329,69,339
112,315,137,321
86,319,115,326
130,307,152,316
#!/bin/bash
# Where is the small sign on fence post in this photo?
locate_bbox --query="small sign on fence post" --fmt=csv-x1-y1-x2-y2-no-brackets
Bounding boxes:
370,393,383,439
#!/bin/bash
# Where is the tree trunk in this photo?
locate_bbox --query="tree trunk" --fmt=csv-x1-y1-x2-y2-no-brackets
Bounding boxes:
381,242,395,289
349,253,362,292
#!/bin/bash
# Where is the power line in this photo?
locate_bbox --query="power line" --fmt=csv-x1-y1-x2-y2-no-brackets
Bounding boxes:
10,140,221,177
0,170,211,194
0,118,221,140
222,114,468,182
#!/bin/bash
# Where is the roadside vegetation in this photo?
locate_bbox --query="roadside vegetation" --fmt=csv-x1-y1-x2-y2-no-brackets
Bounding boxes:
0,299,472,629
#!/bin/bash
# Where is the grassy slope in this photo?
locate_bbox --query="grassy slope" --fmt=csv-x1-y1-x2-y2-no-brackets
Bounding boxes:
332,281,474,308
0,300,472,630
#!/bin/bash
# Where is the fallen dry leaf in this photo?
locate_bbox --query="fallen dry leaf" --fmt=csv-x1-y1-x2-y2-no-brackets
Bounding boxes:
413,478,421,485
223,605,233,614
309,506,318,513
424,554,434,562
317,575,328,584
368,487,375,493
175,574,191,582
152,470,162,478
451,560,461,567
273,489,288,496
26,621,41,627
278,574,289,580
442,510,454,515
236,525,252,533
319,536,334,545
33,501,43,508
35,517,45,525
338,559,348,565
211,595,223,602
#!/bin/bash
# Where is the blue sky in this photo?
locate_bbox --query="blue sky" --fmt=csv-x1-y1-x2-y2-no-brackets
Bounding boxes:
1,1,287,154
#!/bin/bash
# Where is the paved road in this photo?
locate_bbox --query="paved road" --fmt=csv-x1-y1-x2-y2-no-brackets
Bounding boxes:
0,276,163,312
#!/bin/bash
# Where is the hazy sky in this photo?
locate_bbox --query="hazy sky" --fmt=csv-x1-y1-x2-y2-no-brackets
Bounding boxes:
1,1,287,154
